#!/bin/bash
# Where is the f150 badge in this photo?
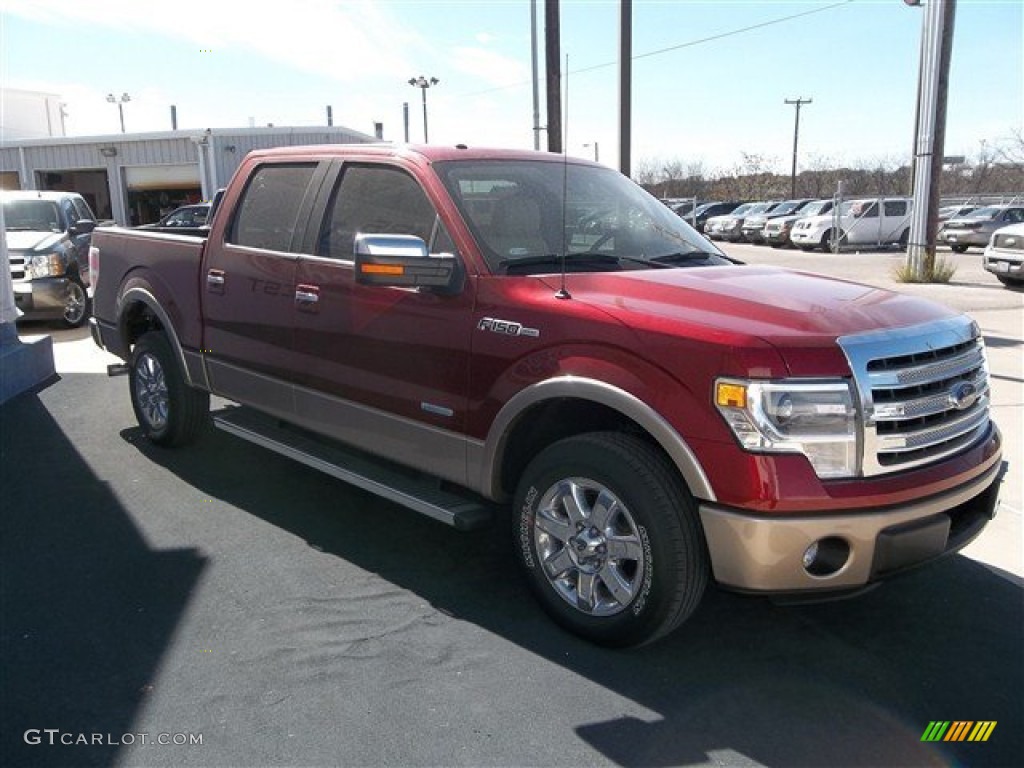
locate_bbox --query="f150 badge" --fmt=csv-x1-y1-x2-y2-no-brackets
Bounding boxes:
477,317,540,338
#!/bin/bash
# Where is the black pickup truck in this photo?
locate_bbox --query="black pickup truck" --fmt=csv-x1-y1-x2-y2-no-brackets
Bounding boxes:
3,189,99,327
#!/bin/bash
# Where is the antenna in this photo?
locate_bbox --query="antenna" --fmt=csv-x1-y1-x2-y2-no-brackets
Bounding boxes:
555,53,571,300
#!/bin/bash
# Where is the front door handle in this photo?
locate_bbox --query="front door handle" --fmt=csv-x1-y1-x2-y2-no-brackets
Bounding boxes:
207,269,225,294
295,284,320,311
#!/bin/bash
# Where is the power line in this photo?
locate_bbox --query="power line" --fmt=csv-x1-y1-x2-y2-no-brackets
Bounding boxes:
456,0,855,99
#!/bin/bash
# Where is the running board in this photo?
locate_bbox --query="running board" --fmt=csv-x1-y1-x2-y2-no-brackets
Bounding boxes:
212,407,493,531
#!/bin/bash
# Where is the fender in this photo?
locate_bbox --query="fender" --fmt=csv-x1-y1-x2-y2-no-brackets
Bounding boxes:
116,283,210,390
478,376,716,502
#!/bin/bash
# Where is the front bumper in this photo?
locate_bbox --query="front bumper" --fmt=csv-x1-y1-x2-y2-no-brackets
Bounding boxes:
790,230,821,246
941,230,988,247
983,251,1023,280
699,458,1005,593
13,277,71,319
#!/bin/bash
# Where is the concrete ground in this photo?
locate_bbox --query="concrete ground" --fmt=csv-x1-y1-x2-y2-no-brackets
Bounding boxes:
1,245,1020,768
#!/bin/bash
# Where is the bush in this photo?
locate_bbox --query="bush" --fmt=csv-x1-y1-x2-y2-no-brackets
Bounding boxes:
893,255,957,283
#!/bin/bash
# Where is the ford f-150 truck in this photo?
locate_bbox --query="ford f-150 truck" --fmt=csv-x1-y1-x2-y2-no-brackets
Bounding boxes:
89,144,1004,647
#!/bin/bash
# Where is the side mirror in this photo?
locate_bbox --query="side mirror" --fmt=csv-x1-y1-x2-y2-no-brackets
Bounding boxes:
354,234,462,294
70,219,97,236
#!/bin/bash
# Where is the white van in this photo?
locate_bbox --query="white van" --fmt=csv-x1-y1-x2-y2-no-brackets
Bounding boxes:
790,197,913,252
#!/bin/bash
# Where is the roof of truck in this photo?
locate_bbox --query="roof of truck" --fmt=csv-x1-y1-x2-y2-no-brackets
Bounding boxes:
244,143,602,166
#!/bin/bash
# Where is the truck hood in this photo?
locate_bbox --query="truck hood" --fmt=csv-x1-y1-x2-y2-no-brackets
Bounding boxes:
550,265,958,344
4,230,65,252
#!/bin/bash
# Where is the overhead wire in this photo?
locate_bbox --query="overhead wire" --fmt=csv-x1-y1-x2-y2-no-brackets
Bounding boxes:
456,0,856,98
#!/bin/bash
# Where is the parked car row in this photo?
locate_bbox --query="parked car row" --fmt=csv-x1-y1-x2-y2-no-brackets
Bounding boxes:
939,203,1024,253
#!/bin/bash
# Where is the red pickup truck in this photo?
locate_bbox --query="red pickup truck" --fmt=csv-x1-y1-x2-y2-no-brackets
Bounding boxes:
89,144,1004,646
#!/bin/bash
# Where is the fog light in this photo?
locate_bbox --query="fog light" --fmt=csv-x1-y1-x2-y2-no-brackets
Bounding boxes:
802,537,850,577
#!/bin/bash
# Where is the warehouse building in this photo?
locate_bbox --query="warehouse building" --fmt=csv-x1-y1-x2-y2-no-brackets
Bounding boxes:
0,125,377,225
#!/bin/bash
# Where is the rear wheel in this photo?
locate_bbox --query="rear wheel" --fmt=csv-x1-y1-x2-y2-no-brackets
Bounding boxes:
513,432,708,647
898,228,910,250
951,244,969,253
129,332,209,446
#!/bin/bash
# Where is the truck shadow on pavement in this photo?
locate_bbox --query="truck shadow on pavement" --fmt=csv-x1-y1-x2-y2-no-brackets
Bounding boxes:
121,418,1023,768
0,387,206,768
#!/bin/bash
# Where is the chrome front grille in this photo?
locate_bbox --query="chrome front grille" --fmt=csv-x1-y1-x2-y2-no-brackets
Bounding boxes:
839,316,991,476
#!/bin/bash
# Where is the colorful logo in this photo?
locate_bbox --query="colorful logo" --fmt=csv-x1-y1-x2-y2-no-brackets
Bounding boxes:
921,721,996,742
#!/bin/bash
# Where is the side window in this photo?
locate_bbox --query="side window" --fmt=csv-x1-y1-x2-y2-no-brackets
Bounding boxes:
859,202,879,218
71,196,95,222
883,200,907,217
319,165,441,260
1005,208,1024,223
229,164,317,251
60,199,77,230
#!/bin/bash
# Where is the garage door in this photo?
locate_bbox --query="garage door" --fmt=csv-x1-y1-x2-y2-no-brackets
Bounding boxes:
124,164,200,190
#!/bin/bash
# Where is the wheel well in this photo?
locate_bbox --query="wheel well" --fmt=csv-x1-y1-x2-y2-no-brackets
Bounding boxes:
120,301,164,347
499,398,661,498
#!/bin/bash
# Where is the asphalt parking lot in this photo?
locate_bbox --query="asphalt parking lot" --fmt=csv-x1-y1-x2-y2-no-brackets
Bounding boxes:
1,244,1021,768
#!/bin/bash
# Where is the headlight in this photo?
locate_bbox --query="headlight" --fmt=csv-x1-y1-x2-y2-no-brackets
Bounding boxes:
715,378,858,478
25,252,65,279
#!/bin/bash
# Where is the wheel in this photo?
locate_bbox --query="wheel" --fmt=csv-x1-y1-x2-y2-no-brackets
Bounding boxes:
820,229,843,253
996,276,1023,289
129,332,209,446
513,432,708,647
62,276,90,328
950,244,969,253
898,229,910,250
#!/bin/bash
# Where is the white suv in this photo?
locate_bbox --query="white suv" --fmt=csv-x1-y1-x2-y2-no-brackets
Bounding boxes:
791,197,913,252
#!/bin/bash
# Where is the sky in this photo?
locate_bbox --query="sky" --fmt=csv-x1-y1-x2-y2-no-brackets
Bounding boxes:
1,0,1021,175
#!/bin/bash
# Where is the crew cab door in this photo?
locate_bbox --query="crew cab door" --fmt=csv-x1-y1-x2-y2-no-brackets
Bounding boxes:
289,161,475,485
202,161,329,417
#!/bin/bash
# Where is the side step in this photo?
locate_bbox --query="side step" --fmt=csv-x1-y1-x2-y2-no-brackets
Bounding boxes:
212,407,493,531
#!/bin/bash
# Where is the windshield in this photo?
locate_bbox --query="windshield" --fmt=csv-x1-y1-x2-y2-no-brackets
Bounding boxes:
434,160,730,274
2,199,62,232
772,201,804,215
801,200,831,216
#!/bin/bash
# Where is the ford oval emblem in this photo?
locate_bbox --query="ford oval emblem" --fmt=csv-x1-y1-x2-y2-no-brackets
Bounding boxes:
948,381,978,411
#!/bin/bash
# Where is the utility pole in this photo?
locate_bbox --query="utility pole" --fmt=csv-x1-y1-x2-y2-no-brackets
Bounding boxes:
785,97,812,199
545,0,562,153
530,0,541,150
619,0,632,177
907,0,956,280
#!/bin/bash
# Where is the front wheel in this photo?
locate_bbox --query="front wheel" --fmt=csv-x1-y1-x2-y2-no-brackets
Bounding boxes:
951,244,969,253
62,276,90,328
513,432,708,647
129,332,209,446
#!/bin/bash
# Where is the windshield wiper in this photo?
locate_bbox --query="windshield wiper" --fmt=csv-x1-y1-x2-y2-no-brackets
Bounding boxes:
499,252,629,274
649,250,741,266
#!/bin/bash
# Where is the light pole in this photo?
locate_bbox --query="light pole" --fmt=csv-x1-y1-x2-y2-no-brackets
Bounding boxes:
107,92,131,133
784,97,811,198
408,76,439,143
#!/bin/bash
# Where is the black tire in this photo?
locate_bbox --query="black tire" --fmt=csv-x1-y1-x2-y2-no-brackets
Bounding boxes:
129,332,209,447
62,276,90,328
996,276,1023,289
898,228,910,250
951,244,969,253
820,229,842,253
513,432,708,647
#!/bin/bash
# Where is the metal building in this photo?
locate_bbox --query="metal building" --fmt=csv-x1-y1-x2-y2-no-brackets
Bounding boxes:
0,125,376,225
